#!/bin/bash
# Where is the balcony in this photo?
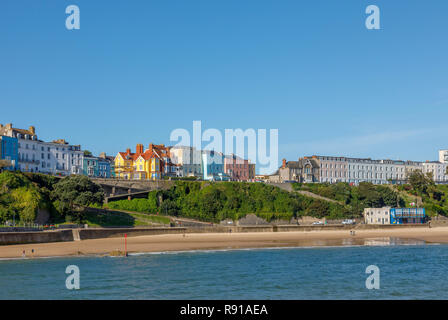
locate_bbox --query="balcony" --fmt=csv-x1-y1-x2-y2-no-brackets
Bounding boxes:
18,159,40,165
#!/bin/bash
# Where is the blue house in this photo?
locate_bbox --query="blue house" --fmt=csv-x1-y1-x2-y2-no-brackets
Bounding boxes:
98,157,112,178
82,154,112,178
390,208,426,224
202,150,226,181
0,136,18,170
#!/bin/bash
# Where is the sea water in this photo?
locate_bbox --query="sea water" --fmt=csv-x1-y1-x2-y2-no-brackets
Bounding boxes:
0,243,447,299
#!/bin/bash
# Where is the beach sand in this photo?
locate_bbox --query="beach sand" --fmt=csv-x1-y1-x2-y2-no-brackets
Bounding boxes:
1,227,447,259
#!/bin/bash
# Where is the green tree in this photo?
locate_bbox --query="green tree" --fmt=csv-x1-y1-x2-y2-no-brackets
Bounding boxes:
407,170,434,195
305,200,329,218
52,175,104,221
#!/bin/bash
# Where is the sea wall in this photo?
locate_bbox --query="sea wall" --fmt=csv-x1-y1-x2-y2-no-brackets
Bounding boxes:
0,230,74,245
0,223,430,245
77,227,187,240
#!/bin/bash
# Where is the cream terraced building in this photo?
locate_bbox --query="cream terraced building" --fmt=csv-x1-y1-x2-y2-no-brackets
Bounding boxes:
422,161,448,183
318,156,420,185
279,154,448,185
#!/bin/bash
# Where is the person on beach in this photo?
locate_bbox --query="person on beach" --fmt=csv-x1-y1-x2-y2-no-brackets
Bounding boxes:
31,249,34,257
22,250,25,257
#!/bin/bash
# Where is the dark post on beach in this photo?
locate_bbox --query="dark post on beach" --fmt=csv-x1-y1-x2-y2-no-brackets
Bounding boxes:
124,234,128,257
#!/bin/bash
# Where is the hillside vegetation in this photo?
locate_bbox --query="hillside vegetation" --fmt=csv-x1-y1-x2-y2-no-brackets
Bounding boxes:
0,171,104,225
292,171,448,218
3,170,447,226
106,181,360,223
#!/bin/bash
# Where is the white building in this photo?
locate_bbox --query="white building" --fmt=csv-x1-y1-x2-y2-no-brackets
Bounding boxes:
422,161,448,183
363,207,391,225
169,146,202,177
316,155,421,185
0,123,83,176
439,150,448,164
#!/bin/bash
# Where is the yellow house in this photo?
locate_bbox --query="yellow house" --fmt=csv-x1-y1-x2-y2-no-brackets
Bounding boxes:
114,149,134,180
114,144,163,180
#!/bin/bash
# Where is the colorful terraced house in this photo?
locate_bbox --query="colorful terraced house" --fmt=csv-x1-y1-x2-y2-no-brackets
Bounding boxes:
114,143,170,180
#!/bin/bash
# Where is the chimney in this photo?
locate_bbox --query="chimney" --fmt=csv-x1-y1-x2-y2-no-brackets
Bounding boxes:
149,143,153,151
136,144,143,154
126,148,131,155
29,126,35,135
282,158,287,168
6,123,12,130
99,152,106,159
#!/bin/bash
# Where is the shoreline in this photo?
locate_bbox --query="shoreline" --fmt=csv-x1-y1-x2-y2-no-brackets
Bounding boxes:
1,226,448,259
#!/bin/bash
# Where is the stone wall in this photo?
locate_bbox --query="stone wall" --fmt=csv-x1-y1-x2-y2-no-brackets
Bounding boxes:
0,230,74,245
237,214,270,226
78,227,187,240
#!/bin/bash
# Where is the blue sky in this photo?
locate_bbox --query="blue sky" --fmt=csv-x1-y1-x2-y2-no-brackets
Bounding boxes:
1,0,448,173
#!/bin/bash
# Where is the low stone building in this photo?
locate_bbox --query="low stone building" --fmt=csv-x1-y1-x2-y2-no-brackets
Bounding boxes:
278,157,320,183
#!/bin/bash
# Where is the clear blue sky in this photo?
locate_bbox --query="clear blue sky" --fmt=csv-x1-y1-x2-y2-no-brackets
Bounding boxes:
1,0,448,173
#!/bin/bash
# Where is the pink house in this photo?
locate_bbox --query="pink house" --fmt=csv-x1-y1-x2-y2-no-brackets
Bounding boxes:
224,155,250,181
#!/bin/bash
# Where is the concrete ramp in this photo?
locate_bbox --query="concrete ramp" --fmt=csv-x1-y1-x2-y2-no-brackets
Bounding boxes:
72,229,81,241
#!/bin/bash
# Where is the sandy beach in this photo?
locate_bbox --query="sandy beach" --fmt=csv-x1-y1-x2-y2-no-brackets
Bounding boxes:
0,226,447,259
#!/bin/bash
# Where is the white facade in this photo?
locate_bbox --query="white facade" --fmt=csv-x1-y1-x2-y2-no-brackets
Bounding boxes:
0,124,83,176
170,146,202,177
439,150,448,164
363,207,391,225
317,155,422,185
36,140,83,175
422,161,448,183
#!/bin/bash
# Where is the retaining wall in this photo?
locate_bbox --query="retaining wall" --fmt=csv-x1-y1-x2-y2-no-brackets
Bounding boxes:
0,223,431,245
0,230,74,245
77,227,187,240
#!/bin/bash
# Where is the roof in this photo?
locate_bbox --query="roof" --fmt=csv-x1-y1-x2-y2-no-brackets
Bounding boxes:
12,128,34,136
283,158,319,169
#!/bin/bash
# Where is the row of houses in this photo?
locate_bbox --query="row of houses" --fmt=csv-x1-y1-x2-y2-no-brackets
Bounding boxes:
0,123,115,178
114,144,256,181
0,123,256,181
272,152,448,185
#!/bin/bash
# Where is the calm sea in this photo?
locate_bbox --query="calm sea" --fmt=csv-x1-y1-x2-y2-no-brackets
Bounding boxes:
1,242,447,299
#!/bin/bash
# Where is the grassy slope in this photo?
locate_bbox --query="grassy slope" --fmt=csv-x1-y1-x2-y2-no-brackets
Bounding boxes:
83,210,170,227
